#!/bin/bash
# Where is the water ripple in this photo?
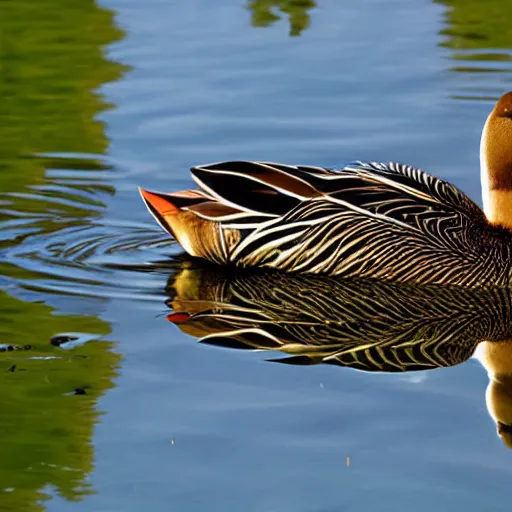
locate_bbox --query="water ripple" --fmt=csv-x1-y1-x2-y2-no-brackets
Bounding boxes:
1,154,176,304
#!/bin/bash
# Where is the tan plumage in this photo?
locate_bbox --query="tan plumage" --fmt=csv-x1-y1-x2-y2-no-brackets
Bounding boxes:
140,91,512,287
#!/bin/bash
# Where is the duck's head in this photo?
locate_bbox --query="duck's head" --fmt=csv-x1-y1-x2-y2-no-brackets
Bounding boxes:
480,91,512,227
474,341,512,448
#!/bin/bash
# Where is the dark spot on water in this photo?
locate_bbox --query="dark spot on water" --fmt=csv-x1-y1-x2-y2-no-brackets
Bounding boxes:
70,384,92,396
51,332,103,349
0,344,32,353
51,334,79,347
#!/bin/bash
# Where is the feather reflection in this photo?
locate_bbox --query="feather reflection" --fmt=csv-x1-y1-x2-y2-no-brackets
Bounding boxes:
165,258,512,448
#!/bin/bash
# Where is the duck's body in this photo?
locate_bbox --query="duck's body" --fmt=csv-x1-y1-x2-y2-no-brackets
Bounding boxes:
140,92,512,287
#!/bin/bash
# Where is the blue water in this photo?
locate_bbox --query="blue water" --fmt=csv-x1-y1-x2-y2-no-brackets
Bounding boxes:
2,0,512,510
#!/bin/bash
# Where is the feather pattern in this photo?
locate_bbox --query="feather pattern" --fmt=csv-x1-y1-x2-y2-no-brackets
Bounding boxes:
142,160,512,286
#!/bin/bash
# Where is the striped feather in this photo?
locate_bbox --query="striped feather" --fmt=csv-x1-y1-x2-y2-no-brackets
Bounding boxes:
142,160,512,286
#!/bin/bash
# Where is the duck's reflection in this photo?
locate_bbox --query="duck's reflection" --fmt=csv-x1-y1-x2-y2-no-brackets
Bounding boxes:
165,258,512,448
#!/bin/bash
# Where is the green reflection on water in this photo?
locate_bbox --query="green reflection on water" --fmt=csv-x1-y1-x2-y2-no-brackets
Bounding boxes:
0,0,126,509
0,0,125,193
436,0,512,52
247,0,316,36
0,291,118,511
436,0,512,98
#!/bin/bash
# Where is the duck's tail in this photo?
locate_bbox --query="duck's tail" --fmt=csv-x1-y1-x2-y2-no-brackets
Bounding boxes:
139,188,233,262
139,161,324,263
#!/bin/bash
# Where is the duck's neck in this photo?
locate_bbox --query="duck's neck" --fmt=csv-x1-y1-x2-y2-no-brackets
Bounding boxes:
480,114,512,229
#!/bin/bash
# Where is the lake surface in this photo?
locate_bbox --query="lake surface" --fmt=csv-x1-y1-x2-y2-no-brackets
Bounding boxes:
2,0,512,510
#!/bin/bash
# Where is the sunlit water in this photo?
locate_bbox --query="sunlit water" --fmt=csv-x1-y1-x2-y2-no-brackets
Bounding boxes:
2,0,512,510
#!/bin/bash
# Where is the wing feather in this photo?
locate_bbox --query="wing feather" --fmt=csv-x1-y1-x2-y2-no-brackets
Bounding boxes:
209,161,510,284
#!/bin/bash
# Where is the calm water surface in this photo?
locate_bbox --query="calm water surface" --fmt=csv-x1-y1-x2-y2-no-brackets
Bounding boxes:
2,0,512,510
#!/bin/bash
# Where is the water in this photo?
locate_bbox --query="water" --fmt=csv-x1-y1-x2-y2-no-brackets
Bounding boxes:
1,0,512,510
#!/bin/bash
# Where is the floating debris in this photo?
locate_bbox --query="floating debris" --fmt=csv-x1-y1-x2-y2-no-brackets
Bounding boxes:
0,344,32,353
51,334,78,347
51,332,102,349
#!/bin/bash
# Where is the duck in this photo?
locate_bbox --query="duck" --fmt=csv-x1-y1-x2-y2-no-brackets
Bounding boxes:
140,92,512,287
